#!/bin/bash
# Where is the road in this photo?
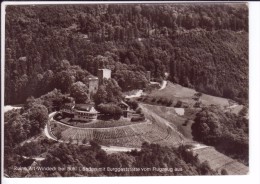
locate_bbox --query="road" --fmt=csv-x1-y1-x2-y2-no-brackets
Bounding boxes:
125,90,143,98
44,112,57,141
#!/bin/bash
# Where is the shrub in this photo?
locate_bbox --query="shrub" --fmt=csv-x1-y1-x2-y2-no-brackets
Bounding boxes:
136,107,143,114
194,101,201,108
167,100,173,106
195,92,203,98
221,169,228,175
239,106,248,116
175,100,183,108
131,116,145,122
151,98,157,103
97,103,123,116
82,138,87,144
126,99,139,110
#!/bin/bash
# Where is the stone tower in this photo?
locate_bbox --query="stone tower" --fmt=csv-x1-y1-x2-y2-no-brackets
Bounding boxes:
98,69,111,83
87,77,99,99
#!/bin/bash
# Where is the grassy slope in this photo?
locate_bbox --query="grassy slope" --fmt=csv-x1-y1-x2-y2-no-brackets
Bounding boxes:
139,81,245,142
140,103,195,140
145,81,233,109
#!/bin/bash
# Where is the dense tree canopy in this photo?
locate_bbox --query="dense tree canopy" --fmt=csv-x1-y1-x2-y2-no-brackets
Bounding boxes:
5,4,248,105
5,103,48,147
5,141,217,177
93,78,123,105
192,106,249,165
96,103,123,116
70,81,89,103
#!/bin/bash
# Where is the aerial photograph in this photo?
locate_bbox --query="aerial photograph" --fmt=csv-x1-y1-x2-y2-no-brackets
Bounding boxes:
3,3,248,177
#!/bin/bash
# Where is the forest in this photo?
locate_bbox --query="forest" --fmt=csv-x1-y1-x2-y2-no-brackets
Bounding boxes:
5,4,248,105
192,105,249,165
5,138,218,177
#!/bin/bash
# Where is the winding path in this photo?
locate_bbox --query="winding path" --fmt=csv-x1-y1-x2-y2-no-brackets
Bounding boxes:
44,112,57,141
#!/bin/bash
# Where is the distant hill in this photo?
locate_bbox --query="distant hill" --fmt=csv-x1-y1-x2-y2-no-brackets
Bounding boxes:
4,4,248,104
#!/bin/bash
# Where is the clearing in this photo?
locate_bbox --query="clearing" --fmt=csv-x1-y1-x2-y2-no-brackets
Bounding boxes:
144,81,243,114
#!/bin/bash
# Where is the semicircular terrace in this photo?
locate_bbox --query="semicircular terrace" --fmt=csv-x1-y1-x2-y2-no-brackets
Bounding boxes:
49,118,183,148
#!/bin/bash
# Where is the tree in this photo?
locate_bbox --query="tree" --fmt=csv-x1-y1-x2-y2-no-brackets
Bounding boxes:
199,161,214,175
221,169,228,175
56,130,62,141
69,137,73,144
93,85,108,105
175,100,183,108
53,71,74,93
82,138,87,144
223,87,235,99
96,103,123,116
90,140,101,150
93,79,123,105
70,81,89,103
27,104,49,136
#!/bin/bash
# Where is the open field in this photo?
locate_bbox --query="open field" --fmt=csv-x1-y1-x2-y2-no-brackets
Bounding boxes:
142,82,242,112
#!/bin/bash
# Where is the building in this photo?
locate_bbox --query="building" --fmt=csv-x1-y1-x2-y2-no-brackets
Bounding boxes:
73,104,98,121
61,103,75,118
98,69,111,83
61,103,99,122
87,77,99,99
118,101,130,118
118,101,129,111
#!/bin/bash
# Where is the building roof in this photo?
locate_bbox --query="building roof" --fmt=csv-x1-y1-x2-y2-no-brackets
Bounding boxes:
74,103,97,112
119,101,129,107
98,68,111,72
63,103,75,108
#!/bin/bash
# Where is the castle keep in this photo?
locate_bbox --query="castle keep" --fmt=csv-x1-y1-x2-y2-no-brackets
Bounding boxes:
97,69,111,83
87,68,111,99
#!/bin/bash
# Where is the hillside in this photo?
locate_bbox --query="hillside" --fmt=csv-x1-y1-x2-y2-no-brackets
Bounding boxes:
5,4,248,105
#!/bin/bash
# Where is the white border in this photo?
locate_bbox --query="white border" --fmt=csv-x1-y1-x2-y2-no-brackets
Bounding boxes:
1,1,260,184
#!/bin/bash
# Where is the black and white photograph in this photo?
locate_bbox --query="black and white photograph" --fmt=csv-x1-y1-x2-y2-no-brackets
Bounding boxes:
2,2,250,178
